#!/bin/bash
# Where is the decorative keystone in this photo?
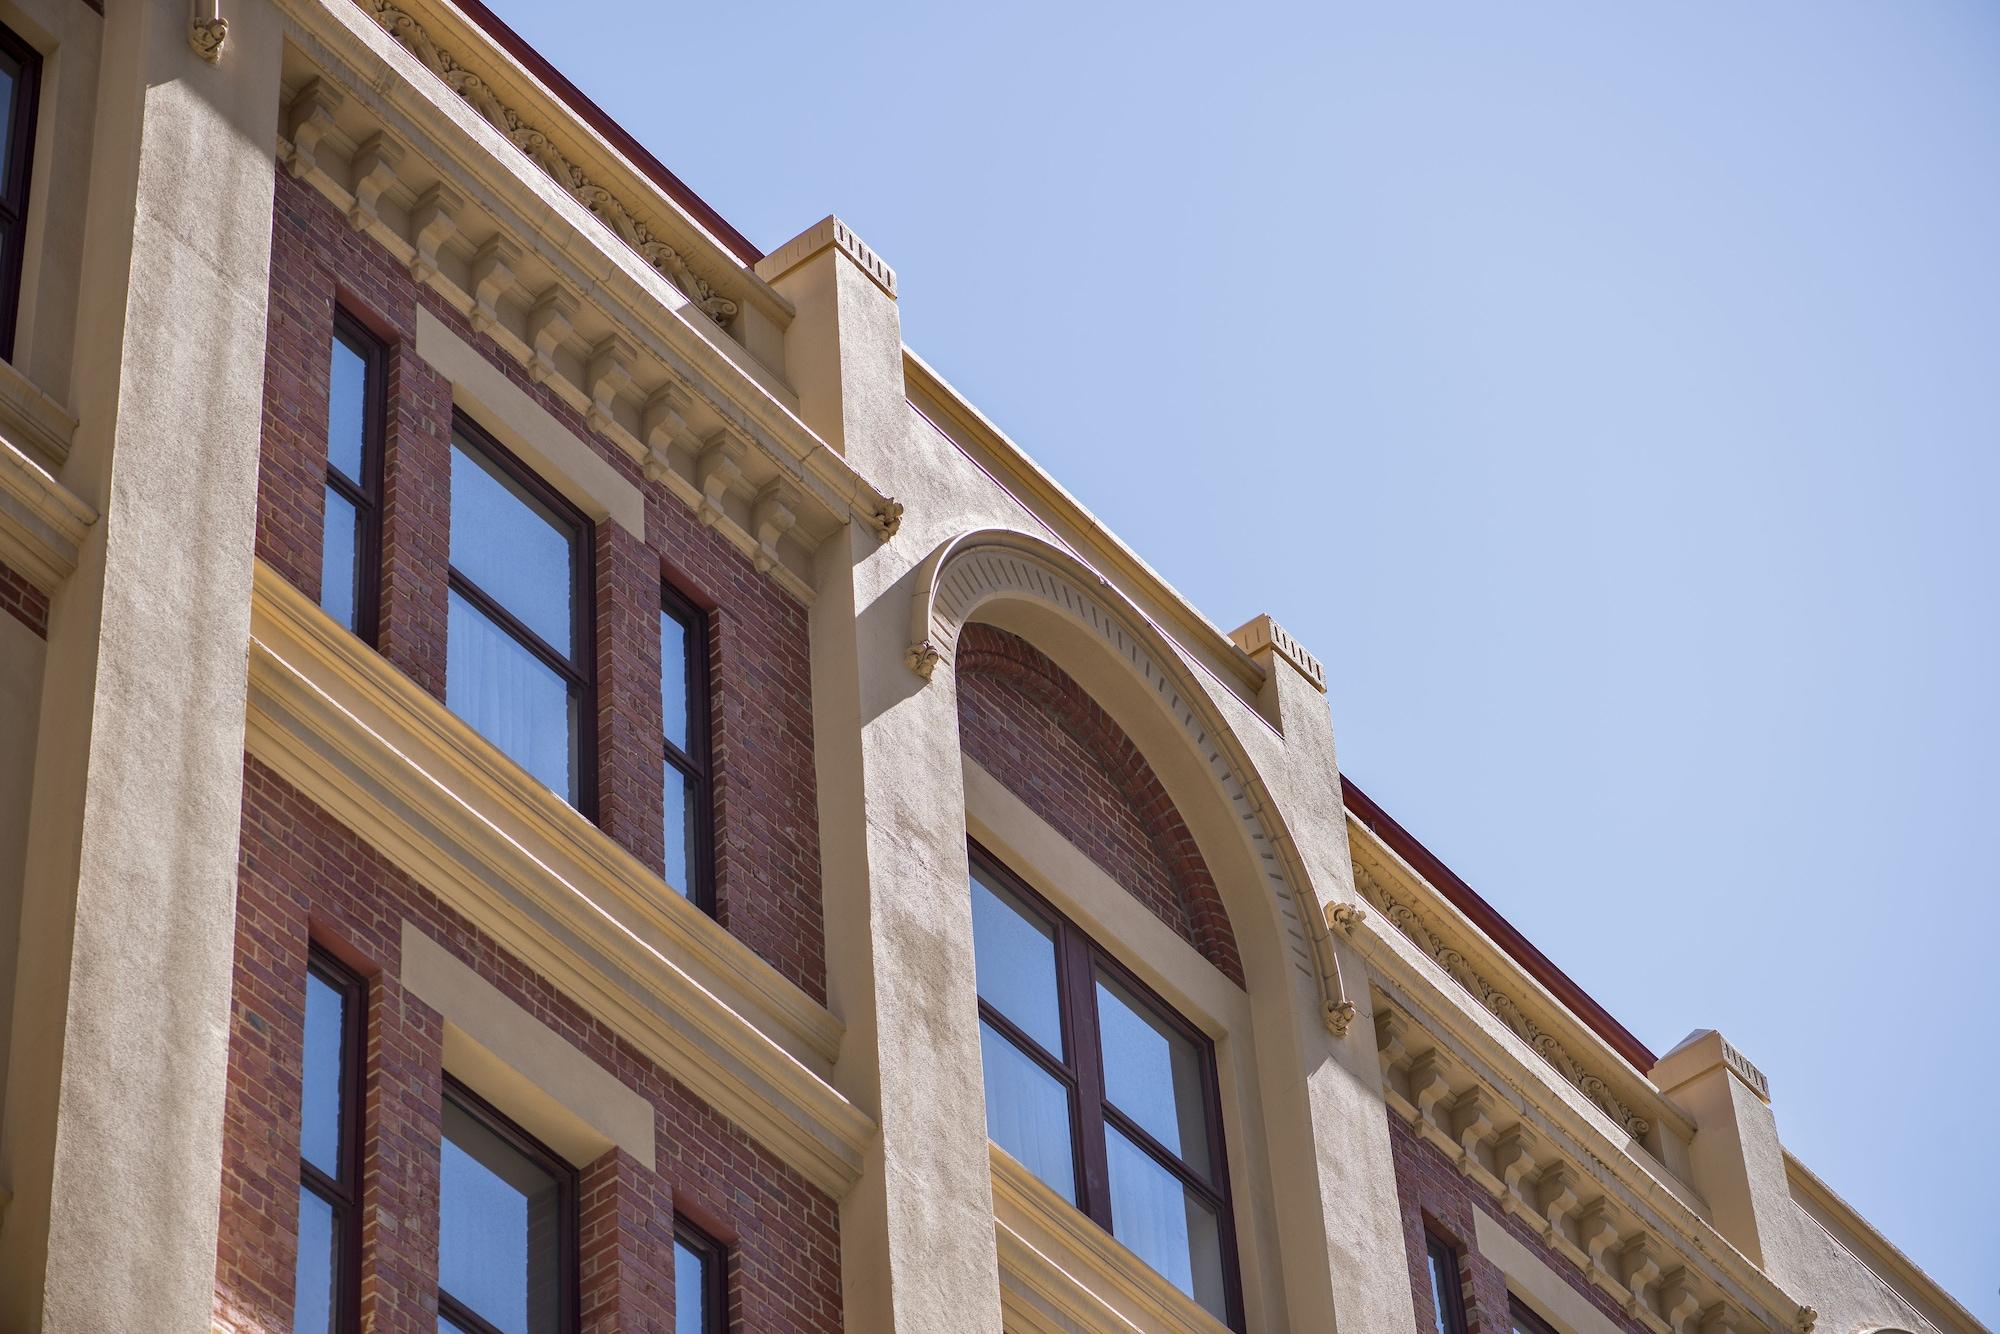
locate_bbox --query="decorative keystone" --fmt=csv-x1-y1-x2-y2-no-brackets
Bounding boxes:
407,182,464,284
284,79,345,179
469,237,520,337
1327,901,1367,934
905,640,943,679
872,497,904,541
525,286,577,385
347,132,406,232
1322,998,1356,1037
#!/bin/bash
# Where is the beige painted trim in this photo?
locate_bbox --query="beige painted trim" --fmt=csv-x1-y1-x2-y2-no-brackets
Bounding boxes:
244,562,872,1195
401,921,655,1170
903,353,1263,701
0,429,93,592
415,306,645,540
1782,1154,1982,1334
0,358,76,471
991,1146,1231,1334
1474,1207,1622,1334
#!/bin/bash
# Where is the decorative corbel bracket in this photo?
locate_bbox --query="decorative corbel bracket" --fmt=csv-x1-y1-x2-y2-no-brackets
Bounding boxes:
1327,901,1367,934
469,237,520,337
585,334,636,435
750,483,798,575
871,497,903,541
525,286,577,385
1657,1270,1703,1331
693,433,745,528
284,79,344,180
347,132,406,232
905,640,942,678
189,0,227,61
407,182,464,285
641,382,694,484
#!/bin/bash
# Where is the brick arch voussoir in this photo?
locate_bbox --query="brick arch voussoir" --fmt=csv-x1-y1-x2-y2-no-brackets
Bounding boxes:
955,622,1245,985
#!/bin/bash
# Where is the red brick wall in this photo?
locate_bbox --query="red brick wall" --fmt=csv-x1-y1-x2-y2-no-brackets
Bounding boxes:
256,169,825,1000
216,755,843,1333
955,622,1243,985
0,559,47,637
1388,1111,1644,1334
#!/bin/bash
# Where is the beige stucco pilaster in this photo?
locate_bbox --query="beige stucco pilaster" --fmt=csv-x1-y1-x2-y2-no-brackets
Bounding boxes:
0,1,282,1328
767,221,1006,1332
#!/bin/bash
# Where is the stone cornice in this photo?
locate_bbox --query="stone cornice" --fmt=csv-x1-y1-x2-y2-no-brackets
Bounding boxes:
274,0,904,585
1782,1153,1983,1334
991,1146,1231,1334
1358,962,1811,1333
1347,814,1692,1147
903,352,1266,707
244,562,872,1196
361,0,785,331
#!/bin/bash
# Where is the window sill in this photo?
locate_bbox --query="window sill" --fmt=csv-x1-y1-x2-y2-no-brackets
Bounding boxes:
246,560,871,1197
990,1144,1233,1334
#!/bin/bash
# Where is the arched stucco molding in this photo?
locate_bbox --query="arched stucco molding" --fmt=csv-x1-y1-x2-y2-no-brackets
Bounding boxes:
906,526,1357,1036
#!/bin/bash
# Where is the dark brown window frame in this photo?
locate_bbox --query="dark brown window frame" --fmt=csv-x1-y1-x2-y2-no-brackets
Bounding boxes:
672,1214,729,1334
1426,1231,1471,1334
447,410,598,818
1508,1294,1561,1334
300,946,365,1334
660,583,714,911
969,840,1245,1330
325,310,386,644
437,1074,581,1334
0,21,39,363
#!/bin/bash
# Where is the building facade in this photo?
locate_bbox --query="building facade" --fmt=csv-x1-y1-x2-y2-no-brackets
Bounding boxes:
0,1,1979,1331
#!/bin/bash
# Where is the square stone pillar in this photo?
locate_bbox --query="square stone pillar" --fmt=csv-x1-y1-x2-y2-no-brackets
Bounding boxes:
0,2,283,1328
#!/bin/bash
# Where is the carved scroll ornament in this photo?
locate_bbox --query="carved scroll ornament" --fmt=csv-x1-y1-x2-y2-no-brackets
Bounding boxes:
366,2,739,326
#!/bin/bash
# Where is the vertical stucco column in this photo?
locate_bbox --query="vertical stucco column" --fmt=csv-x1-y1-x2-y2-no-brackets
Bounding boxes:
1233,619,1423,1330
1650,1030,1790,1268
0,2,282,1329
761,219,1006,1332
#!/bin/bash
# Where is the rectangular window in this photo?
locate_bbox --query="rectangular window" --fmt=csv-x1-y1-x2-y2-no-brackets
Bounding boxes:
969,843,1243,1329
672,1216,727,1334
447,414,594,811
1509,1295,1560,1334
0,22,38,362
295,949,363,1334
1426,1232,1470,1334
322,312,384,638
438,1078,578,1334
659,587,711,906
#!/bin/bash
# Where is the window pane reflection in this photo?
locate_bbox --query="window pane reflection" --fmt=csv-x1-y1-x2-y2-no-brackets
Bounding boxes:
660,607,689,752
448,590,576,800
969,872,1063,1057
293,1184,336,1334
321,486,360,632
664,763,697,898
979,1021,1075,1202
439,1096,563,1334
1095,973,1209,1175
673,1237,709,1334
449,441,574,655
326,334,368,483
300,969,344,1177
1105,1125,1227,1320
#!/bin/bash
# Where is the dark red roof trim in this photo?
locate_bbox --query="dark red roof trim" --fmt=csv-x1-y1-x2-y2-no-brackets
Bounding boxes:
1340,775,1658,1073
449,0,764,266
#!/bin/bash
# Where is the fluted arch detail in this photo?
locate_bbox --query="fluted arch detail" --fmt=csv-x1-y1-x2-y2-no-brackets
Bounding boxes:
907,527,1355,1035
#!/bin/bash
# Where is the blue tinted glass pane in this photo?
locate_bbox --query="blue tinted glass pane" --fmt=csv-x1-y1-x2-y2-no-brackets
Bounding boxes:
300,969,344,1177
979,1021,1074,1202
664,763,696,898
439,1097,562,1334
293,1186,336,1334
327,333,368,483
448,590,576,802
969,871,1063,1057
1095,973,1209,1175
1105,1126,1227,1320
449,439,576,656
674,1239,708,1334
321,486,360,632
1429,1245,1460,1334
660,607,690,752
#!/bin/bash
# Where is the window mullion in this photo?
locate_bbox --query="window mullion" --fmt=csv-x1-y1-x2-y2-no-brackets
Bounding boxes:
1060,922,1113,1229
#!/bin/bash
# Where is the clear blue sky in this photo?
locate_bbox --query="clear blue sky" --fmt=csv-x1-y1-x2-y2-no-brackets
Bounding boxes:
487,0,1998,1318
